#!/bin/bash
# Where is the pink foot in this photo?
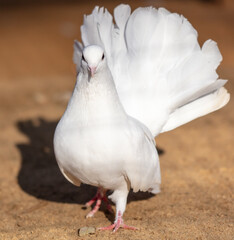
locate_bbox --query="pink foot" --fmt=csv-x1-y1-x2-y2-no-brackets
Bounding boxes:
99,211,137,232
85,188,113,218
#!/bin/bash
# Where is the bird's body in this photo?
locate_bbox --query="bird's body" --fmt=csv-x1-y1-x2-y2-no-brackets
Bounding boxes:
54,4,229,231
54,62,160,193
54,47,160,229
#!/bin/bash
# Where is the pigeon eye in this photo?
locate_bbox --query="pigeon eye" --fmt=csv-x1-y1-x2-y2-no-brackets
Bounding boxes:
101,54,105,60
82,54,85,62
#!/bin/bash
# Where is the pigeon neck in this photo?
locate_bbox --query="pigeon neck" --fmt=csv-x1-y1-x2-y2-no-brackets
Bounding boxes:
64,66,127,125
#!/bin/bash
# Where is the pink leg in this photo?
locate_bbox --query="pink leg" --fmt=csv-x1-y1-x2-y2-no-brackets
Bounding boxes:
102,194,114,213
99,211,137,232
85,195,97,208
85,188,113,218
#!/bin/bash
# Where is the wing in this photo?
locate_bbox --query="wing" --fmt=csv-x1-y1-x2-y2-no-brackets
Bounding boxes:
75,4,230,136
123,118,161,194
58,163,81,187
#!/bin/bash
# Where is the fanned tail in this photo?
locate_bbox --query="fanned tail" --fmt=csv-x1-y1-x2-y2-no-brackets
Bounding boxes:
162,87,230,132
74,4,230,136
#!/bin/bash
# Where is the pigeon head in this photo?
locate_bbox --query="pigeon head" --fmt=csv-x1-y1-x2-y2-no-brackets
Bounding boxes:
81,45,105,77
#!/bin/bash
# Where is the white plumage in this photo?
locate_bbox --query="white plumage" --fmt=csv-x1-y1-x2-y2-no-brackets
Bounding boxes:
54,4,230,232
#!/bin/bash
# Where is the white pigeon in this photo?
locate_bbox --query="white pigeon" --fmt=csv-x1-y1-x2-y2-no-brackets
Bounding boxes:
54,4,230,232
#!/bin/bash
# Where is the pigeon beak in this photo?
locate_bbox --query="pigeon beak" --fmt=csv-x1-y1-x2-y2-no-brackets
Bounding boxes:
88,66,97,77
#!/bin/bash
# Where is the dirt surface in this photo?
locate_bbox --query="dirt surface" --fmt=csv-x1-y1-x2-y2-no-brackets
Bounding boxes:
0,1,233,239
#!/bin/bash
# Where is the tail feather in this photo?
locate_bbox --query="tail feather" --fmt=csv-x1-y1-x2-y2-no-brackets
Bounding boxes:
81,7,103,47
170,79,227,110
75,4,230,136
112,4,130,55
73,40,83,73
162,87,230,132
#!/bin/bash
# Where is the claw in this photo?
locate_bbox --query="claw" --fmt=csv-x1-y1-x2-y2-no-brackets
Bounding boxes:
85,188,113,218
98,211,137,232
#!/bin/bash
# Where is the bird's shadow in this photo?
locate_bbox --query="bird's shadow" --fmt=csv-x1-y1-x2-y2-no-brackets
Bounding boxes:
16,118,164,217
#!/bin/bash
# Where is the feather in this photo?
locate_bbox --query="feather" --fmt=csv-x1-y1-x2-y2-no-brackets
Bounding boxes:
76,5,229,136
73,40,83,73
162,87,230,132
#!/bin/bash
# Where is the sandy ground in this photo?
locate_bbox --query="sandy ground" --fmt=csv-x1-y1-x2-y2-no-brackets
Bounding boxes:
0,0,233,239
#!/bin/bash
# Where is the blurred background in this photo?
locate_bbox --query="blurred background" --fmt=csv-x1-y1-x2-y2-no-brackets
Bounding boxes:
0,1,233,239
